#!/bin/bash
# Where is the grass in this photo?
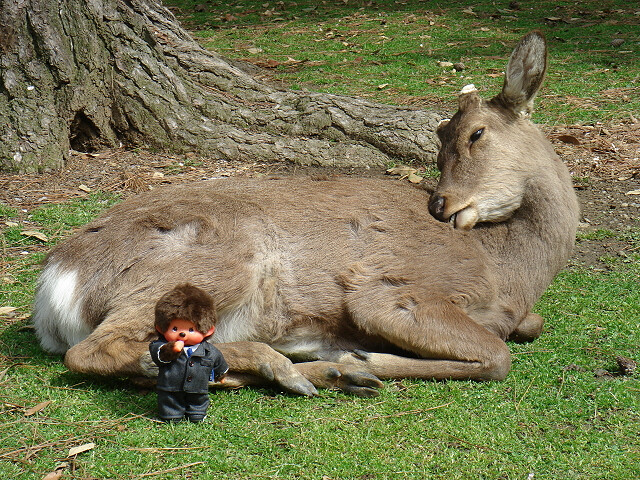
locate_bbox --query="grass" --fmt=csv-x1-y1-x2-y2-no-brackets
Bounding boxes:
1,1,639,479
167,0,639,125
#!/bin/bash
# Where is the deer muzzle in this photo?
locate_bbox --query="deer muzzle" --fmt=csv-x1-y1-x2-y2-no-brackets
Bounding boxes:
429,193,479,231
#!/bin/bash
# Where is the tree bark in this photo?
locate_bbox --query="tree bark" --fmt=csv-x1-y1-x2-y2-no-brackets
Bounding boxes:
0,0,442,173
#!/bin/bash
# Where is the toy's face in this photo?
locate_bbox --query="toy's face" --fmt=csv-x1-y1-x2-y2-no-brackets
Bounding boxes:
159,318,213,346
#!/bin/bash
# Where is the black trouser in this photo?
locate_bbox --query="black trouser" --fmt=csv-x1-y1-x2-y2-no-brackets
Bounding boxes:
157,390,210,422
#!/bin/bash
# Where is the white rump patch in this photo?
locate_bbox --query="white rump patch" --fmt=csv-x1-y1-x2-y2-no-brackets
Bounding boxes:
32,264,91,354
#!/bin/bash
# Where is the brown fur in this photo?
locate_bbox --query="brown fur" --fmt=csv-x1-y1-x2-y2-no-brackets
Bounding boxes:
32,32,579,396
154,283,217,334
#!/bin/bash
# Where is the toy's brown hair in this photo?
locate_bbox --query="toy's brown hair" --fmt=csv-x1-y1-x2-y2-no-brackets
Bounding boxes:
154,283,217,335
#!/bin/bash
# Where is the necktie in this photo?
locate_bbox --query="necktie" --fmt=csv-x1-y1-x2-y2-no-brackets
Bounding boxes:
186,347,193,357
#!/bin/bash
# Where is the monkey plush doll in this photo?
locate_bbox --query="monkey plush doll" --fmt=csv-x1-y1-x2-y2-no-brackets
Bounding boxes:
149,284,229,423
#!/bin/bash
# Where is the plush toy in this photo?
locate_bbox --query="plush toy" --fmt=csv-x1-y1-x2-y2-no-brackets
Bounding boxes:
149,283,229,423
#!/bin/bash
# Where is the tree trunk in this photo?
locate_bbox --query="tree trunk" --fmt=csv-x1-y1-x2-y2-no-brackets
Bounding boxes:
0,0,442,173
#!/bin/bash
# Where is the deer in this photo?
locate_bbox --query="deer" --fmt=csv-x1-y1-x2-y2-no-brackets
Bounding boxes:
32,31,579,397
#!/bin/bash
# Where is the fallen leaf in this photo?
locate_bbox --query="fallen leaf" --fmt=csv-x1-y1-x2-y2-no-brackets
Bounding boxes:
0,306,17,315
437,61,454,68
25,400,52,416
78,184,91,193
377,83,389,89
42,463,68,480
462,7,477,16
625,189,640,195
386,165,417,177
408,172,423,184
21,230,48,242
4,220,18,227
557,134,581,145
246,47,263,54
42,470,63,480
68,443,96,457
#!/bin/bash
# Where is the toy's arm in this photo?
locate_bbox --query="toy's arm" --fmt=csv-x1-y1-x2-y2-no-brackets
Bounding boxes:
213,351,230,382
150,340,184,364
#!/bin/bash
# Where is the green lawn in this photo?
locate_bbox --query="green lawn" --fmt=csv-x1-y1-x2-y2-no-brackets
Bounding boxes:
170,0,639,124
1,1,638,479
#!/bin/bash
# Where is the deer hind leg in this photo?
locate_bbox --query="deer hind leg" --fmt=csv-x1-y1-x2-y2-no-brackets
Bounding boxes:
344,284,512,381
64,319,155,378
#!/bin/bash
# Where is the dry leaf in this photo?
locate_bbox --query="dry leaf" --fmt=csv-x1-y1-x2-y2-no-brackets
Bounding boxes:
25,400,52,416
437,61,454,68
246,47,263,54
42,470,63,480
0,306,17,315
42,462,68,480
78,184,91,193
557,134,581,145
68,443,96,457
21,230,48,242
408,172,423,184
4,220,18,227
625,189,640,195
377,83,389,89
386,165,417,177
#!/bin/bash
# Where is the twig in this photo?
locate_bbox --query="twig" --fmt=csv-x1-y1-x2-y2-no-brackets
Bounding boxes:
363,401,453,422
136,461,206,477
515,375,538,411
444,433,494,452
128,446,210,453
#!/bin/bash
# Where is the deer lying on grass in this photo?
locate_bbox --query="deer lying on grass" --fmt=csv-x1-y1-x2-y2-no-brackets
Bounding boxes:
33,31,579,397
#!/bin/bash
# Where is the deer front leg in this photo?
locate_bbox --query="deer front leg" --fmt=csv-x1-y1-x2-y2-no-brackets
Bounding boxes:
211,342,318,396
345,285,512,381
213,361,383,397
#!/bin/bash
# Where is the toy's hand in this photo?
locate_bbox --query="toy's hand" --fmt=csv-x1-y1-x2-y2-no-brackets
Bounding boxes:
215,372,227,383
158,341,183,362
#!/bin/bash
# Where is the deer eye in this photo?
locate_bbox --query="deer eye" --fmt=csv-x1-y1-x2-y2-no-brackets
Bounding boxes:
470,128,484,144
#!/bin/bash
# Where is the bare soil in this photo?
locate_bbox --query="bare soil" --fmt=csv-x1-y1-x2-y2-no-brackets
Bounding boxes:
1,121,638,270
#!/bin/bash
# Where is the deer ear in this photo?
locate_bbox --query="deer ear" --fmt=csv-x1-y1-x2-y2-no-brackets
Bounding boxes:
495,31,547,117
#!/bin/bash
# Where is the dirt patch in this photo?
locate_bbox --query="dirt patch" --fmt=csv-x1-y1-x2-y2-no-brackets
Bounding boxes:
1,123,638,269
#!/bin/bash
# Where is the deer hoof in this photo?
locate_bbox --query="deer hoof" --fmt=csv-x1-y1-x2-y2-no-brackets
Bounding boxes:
259,362,318,396
281,377,319,397
336,371,384,398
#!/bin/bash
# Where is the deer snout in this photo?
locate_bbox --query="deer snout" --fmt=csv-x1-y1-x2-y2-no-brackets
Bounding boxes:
428,194,447,222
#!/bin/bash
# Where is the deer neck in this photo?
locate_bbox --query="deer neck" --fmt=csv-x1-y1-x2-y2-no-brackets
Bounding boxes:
474,161,579,316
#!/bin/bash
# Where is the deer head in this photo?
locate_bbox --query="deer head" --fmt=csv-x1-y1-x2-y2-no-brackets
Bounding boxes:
429,31,549,230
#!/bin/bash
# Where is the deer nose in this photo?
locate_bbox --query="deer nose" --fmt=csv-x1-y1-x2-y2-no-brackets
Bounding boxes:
429,194,447,221
179,332,186,338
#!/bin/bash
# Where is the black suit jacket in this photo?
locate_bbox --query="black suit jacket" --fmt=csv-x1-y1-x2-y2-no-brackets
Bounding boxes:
149,339,229,394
